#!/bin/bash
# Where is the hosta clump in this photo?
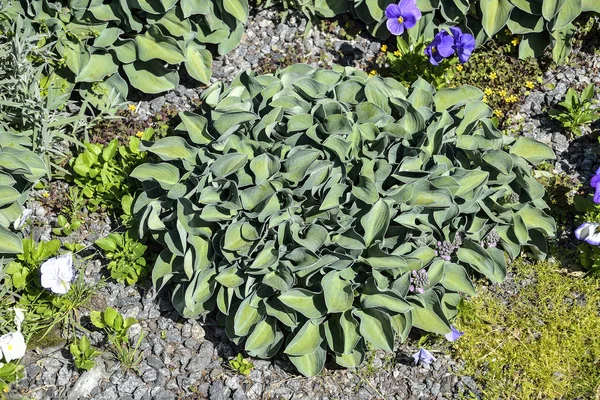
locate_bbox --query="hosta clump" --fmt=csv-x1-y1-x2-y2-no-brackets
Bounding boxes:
10,0,248,109
132,65,556,376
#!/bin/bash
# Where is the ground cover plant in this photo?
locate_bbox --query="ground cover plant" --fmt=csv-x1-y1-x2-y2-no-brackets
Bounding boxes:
131,65,556,376
454,258,600,398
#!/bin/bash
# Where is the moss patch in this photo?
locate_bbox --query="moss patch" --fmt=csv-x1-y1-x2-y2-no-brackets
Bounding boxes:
454,259,600,399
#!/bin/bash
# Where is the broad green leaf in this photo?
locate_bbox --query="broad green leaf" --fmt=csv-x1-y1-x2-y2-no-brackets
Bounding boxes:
210,153,248,178
457,241,506,283
185,43,212,85
409,291,451,334
288,343,327,377
245,319,276,351
285,320,323,356
0,185,20,207
143,137,198,161
123,61,179,94
279,289,326,319
542,0,566,20
322,271,354,313
481,0,514,37
130,163,180,189
0,226,22,254
509,137,556,165
433,86,483,110
75,53,118,83
223,0,249,23
234,296,262,336
135,27,185,64
354,309,394,352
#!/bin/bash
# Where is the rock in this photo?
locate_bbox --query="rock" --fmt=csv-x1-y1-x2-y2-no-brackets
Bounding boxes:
209,381,231,400
67,361,112,400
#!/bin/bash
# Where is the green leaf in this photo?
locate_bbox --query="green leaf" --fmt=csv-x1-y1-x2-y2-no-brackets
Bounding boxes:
123,60,179,94
234,296,262,337
135,27,185,64
143,137,198,162
542,0,567,20
354,309,394,352
457,241,506,283
210,153,248,179
185,42,212,85
288,343,326,377
223,0,248,23
0,185,20,207
75,53,118,83
433,86,483,110
285,320,323,356
130,163,180,189
409,291,451,334
322,270,354,313
279,289,326,319
245,319,276,351
509,137,556,165
0,226,23,254
480,0,514,37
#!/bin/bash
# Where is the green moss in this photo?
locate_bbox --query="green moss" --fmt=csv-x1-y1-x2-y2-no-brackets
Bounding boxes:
27,327,65,350
454,259,600,399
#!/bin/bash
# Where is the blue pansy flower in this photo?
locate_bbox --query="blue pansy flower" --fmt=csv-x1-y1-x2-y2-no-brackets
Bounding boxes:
385,0,422,36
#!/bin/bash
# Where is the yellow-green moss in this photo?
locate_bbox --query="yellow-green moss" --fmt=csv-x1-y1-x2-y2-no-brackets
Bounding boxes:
454,259,600,399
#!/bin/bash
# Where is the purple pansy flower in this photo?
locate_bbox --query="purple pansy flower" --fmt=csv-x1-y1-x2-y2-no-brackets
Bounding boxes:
591,167,600,204
444,326,465,342
412,348,436,365
449,27,475,63
385,0,422,36
424,30,454,66
590,167,600,187
575,222,600,245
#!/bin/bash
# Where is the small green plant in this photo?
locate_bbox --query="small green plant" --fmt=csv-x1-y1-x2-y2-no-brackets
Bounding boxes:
70,130,152,219
52,215,83,237
534,163,582,226
228,353,254,376
69,335,101,371
548,83,600,137
95,231,148,285
90,307,143,369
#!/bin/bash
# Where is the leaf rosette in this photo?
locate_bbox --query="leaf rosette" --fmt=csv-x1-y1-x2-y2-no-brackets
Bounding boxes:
132,65,556,376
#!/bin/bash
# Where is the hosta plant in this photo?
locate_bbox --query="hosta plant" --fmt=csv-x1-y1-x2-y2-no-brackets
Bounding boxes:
132,65,556,376
290,0,600,63
9,0,249,109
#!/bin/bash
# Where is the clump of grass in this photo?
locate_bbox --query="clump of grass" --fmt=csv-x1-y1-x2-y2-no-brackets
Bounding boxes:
454,259,600,399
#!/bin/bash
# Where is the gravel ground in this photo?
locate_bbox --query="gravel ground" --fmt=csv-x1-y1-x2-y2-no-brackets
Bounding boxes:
8,7,600,400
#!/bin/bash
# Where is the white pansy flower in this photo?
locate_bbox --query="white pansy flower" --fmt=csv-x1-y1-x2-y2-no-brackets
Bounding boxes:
13,308,25,331
0,331,26,362
13,208,33,230
40,253,74,294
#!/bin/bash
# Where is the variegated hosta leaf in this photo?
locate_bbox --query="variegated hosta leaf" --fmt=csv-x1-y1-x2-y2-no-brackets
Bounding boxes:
131,66,556,376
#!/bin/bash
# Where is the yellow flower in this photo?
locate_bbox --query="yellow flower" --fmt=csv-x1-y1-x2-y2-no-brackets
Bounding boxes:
393,50,401,57
381,44,388,52
525,81,535,89
484,88,493,96
499,89,507,97
510,94,519,102
369,70,377,77
493,109,504,118
489,72,497,80
127,104,137,112
42,192,50,198
511,37,520,46
456,65,463,72
504,28,511,36
135,131,144,138
483,95,488,103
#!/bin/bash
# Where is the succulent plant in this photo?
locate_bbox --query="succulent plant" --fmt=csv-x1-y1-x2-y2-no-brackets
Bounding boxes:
131,65,556,376
10,0,249,109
